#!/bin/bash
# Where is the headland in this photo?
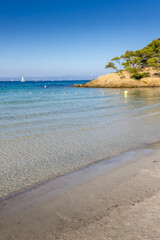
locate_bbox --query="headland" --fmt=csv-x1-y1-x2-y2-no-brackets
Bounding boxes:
74,68,160,88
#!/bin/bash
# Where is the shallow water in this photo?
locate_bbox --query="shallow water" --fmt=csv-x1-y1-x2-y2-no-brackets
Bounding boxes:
1,81,160,197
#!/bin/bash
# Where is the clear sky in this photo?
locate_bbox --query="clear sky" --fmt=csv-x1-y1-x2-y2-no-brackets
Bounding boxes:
0,0,160,79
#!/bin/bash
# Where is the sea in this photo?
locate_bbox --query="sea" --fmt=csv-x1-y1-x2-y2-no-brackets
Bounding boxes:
1,80,160,198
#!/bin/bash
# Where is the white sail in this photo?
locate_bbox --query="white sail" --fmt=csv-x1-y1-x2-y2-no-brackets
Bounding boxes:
21,77,25,82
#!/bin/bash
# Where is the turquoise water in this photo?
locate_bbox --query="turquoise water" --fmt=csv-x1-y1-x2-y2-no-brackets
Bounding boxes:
1,81,160,197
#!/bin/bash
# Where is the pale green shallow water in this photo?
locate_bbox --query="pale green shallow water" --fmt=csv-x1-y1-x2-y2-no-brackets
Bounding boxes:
1,81,160,198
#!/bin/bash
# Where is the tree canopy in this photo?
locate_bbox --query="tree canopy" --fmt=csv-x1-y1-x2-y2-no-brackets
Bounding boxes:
105,38,160,79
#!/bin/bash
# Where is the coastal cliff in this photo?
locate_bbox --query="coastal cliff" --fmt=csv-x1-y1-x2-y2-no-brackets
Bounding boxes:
74,68,160,88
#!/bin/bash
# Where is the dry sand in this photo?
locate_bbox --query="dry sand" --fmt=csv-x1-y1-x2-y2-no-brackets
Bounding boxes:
1,144,160,240
74,68,160,88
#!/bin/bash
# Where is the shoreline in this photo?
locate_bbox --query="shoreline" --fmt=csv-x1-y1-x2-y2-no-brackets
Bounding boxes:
1,143,160,239
0,142,157,202
74,85,160,88
1,82,160,201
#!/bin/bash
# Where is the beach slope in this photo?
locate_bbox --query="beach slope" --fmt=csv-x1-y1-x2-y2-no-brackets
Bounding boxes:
1,145,160,239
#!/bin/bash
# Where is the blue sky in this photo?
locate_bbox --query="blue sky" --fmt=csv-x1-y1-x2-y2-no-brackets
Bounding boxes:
0,0,160,79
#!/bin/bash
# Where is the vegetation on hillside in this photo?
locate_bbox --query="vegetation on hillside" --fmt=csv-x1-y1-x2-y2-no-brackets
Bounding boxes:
105,38,160,79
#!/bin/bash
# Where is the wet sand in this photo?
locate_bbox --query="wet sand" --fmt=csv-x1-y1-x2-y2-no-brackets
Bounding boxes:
1,145,160,240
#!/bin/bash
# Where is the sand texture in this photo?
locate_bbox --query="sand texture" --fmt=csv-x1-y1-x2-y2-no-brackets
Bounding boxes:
1,146,160,240
74,68,160,88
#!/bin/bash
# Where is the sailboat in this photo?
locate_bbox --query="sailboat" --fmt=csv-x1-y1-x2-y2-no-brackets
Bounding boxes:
21,76,25,82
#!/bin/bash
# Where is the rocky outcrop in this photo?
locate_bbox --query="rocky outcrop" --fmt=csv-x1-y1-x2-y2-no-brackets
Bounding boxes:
73,68,160,88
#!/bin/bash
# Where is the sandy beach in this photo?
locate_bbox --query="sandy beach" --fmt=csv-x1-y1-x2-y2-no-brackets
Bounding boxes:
1,1,160,239
0,143,160,240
